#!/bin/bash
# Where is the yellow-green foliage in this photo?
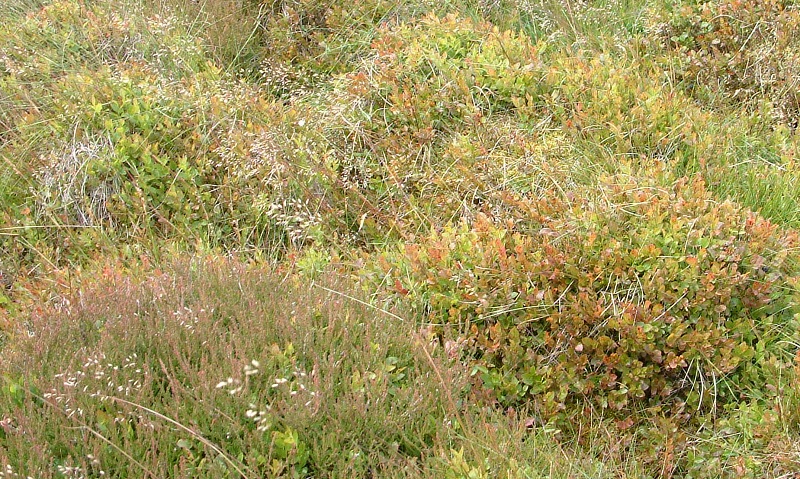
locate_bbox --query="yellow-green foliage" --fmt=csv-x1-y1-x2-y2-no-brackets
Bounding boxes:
0,1,338,257
326,14,553,229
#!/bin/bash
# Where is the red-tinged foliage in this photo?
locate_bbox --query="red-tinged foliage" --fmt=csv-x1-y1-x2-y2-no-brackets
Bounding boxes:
376,175,800,419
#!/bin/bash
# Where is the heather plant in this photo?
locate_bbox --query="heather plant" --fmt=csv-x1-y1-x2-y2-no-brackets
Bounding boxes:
0,258,631,478
0,260,461,477
3,257,798,478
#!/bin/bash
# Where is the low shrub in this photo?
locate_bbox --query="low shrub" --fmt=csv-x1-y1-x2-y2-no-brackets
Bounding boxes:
0,3,342,259
374,174,800,421
20,64,273,250
0,259,468,478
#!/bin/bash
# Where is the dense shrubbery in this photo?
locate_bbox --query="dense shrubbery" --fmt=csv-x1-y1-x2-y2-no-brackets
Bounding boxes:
375,174,800,420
